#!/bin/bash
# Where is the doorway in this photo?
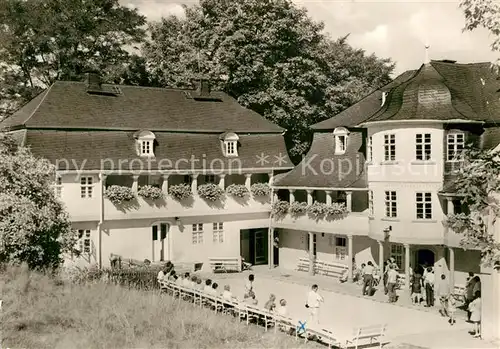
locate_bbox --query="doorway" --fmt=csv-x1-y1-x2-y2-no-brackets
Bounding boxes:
240,228,268,265
416,249,435,270
152,223,169,262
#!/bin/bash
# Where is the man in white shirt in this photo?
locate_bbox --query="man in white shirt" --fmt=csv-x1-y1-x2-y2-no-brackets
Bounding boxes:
386,264,398,303
306,284,324,325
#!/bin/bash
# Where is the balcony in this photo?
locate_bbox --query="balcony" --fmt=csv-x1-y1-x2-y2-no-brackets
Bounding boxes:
103,193,271,221
271,211,369,235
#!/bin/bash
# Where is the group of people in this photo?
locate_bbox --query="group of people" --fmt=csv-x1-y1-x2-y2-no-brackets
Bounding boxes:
351,257,401,303
157,262,290,319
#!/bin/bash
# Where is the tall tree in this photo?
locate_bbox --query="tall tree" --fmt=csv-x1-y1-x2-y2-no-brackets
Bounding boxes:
0,0,147,118
144,0,394,160
0,133,77,269
445,147,500,267
460,0,500,67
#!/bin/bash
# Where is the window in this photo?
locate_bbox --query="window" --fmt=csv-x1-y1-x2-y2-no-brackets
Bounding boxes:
205,175,217,184
55,176,62,198
384,134,396,161
77,229,91,254
369,190,374,216
334,237,347,260
192,223,203,244
184,175,193,185
390,244,403,270
221,132,239,157
447,132,465,161
415,133,431,160
416,192,432,219
367,136,373,162
384,191,397,218
134,130,156,157
333,127,349,155
212,222,223,243
307,233,317,257
80,177,93,198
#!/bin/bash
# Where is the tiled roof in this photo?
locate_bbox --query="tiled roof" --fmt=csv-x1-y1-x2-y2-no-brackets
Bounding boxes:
23,130,293,171
364,61,500,124
481,127,500,150
0,81,284,133
273,131,366,188
311,70,417,130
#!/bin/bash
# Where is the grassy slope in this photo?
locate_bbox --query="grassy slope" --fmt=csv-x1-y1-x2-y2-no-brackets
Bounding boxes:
1,266,319,349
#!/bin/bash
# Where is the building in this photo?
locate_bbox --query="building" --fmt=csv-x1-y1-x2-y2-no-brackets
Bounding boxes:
0,73,293,268
271,58,500,291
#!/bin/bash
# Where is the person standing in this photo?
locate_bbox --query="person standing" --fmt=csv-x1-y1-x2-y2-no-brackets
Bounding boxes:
306,284,324,325
424,267,435,307
411,269,423,305
436,274,450,317
383,260,390,295
362,261,375,296
469,291,482,338
386,264,398,303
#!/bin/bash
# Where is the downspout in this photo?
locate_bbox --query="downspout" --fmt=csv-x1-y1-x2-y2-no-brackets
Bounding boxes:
268,168,275,270
98,172,105,268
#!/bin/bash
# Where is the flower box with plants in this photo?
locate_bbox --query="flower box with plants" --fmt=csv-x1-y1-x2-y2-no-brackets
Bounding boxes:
250,182,271,197
226,184,249,198
289,201,308,216
104,185,135,205
306,202,328,218
168,183,192,201
197,183,225,201
137,185,163,200
325,202,348,216
271,200,290,217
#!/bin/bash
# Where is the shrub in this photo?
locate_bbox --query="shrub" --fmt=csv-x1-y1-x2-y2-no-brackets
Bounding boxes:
325,202,348,216
138,185,163,200
250,182,271,197
307,202,328,218
226,184,249,198
197,183,225,201
271,200,290,217
168,183,192,201
289,201,308,216
104,185,135,204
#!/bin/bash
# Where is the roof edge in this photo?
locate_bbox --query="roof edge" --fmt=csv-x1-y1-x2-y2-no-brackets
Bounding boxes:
8,126,286,134
358,119,485,127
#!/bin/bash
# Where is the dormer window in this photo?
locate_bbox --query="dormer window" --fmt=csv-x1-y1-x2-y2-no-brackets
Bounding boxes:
134,130,156,157
220,132,239,157
333,127,349,155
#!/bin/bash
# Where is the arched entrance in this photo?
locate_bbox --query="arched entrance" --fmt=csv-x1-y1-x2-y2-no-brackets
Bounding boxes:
416,249,435,270
151,222,170,262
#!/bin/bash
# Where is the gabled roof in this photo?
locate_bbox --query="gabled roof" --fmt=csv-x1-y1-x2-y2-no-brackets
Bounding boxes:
311,70,416,130
0,81,284,133
273,131,366,188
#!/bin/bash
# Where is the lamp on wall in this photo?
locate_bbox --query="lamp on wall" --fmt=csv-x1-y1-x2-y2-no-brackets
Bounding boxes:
175,217,184,231
383,226,392,240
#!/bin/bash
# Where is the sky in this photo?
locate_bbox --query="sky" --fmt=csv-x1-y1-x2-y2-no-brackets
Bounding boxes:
124,0,498,76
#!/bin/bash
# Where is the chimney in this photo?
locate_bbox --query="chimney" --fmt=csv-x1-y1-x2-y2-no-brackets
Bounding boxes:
85,72,102,91
196,79,211,96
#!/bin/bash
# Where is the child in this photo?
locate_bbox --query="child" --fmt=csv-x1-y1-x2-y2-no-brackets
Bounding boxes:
244,291,258,305
222,285,234,301
264,294,276,312
277,299,288,316
204,279,213,293
176,274,184,285
245,274,254,297
196,278,203,290
469,291,481,338
210,282,219,296
167,270,176,281
448,295,456,325
182,272,192,288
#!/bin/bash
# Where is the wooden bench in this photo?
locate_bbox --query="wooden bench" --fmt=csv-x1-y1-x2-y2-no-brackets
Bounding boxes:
316,260,348,278
305,326,338,349
344,324,387,349
208,257,242,273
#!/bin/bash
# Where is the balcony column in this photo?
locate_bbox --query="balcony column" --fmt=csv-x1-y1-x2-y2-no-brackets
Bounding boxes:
268,172,274,185
447,198,454,216
218,174,226,190
306,189,314,205
191,174,199,194
132,175,139,194
348,235,353,281
245,173,252,190
269,227,274,270
449,247,455,293
97,173,107,269
308,232,315,276
378,240,384,271
289,189,295,204
345,190,353,212
404,244,410,288
161,174,170,196
325,190,332,205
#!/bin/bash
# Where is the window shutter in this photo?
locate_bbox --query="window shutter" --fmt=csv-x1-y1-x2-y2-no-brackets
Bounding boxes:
152,225,158,241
